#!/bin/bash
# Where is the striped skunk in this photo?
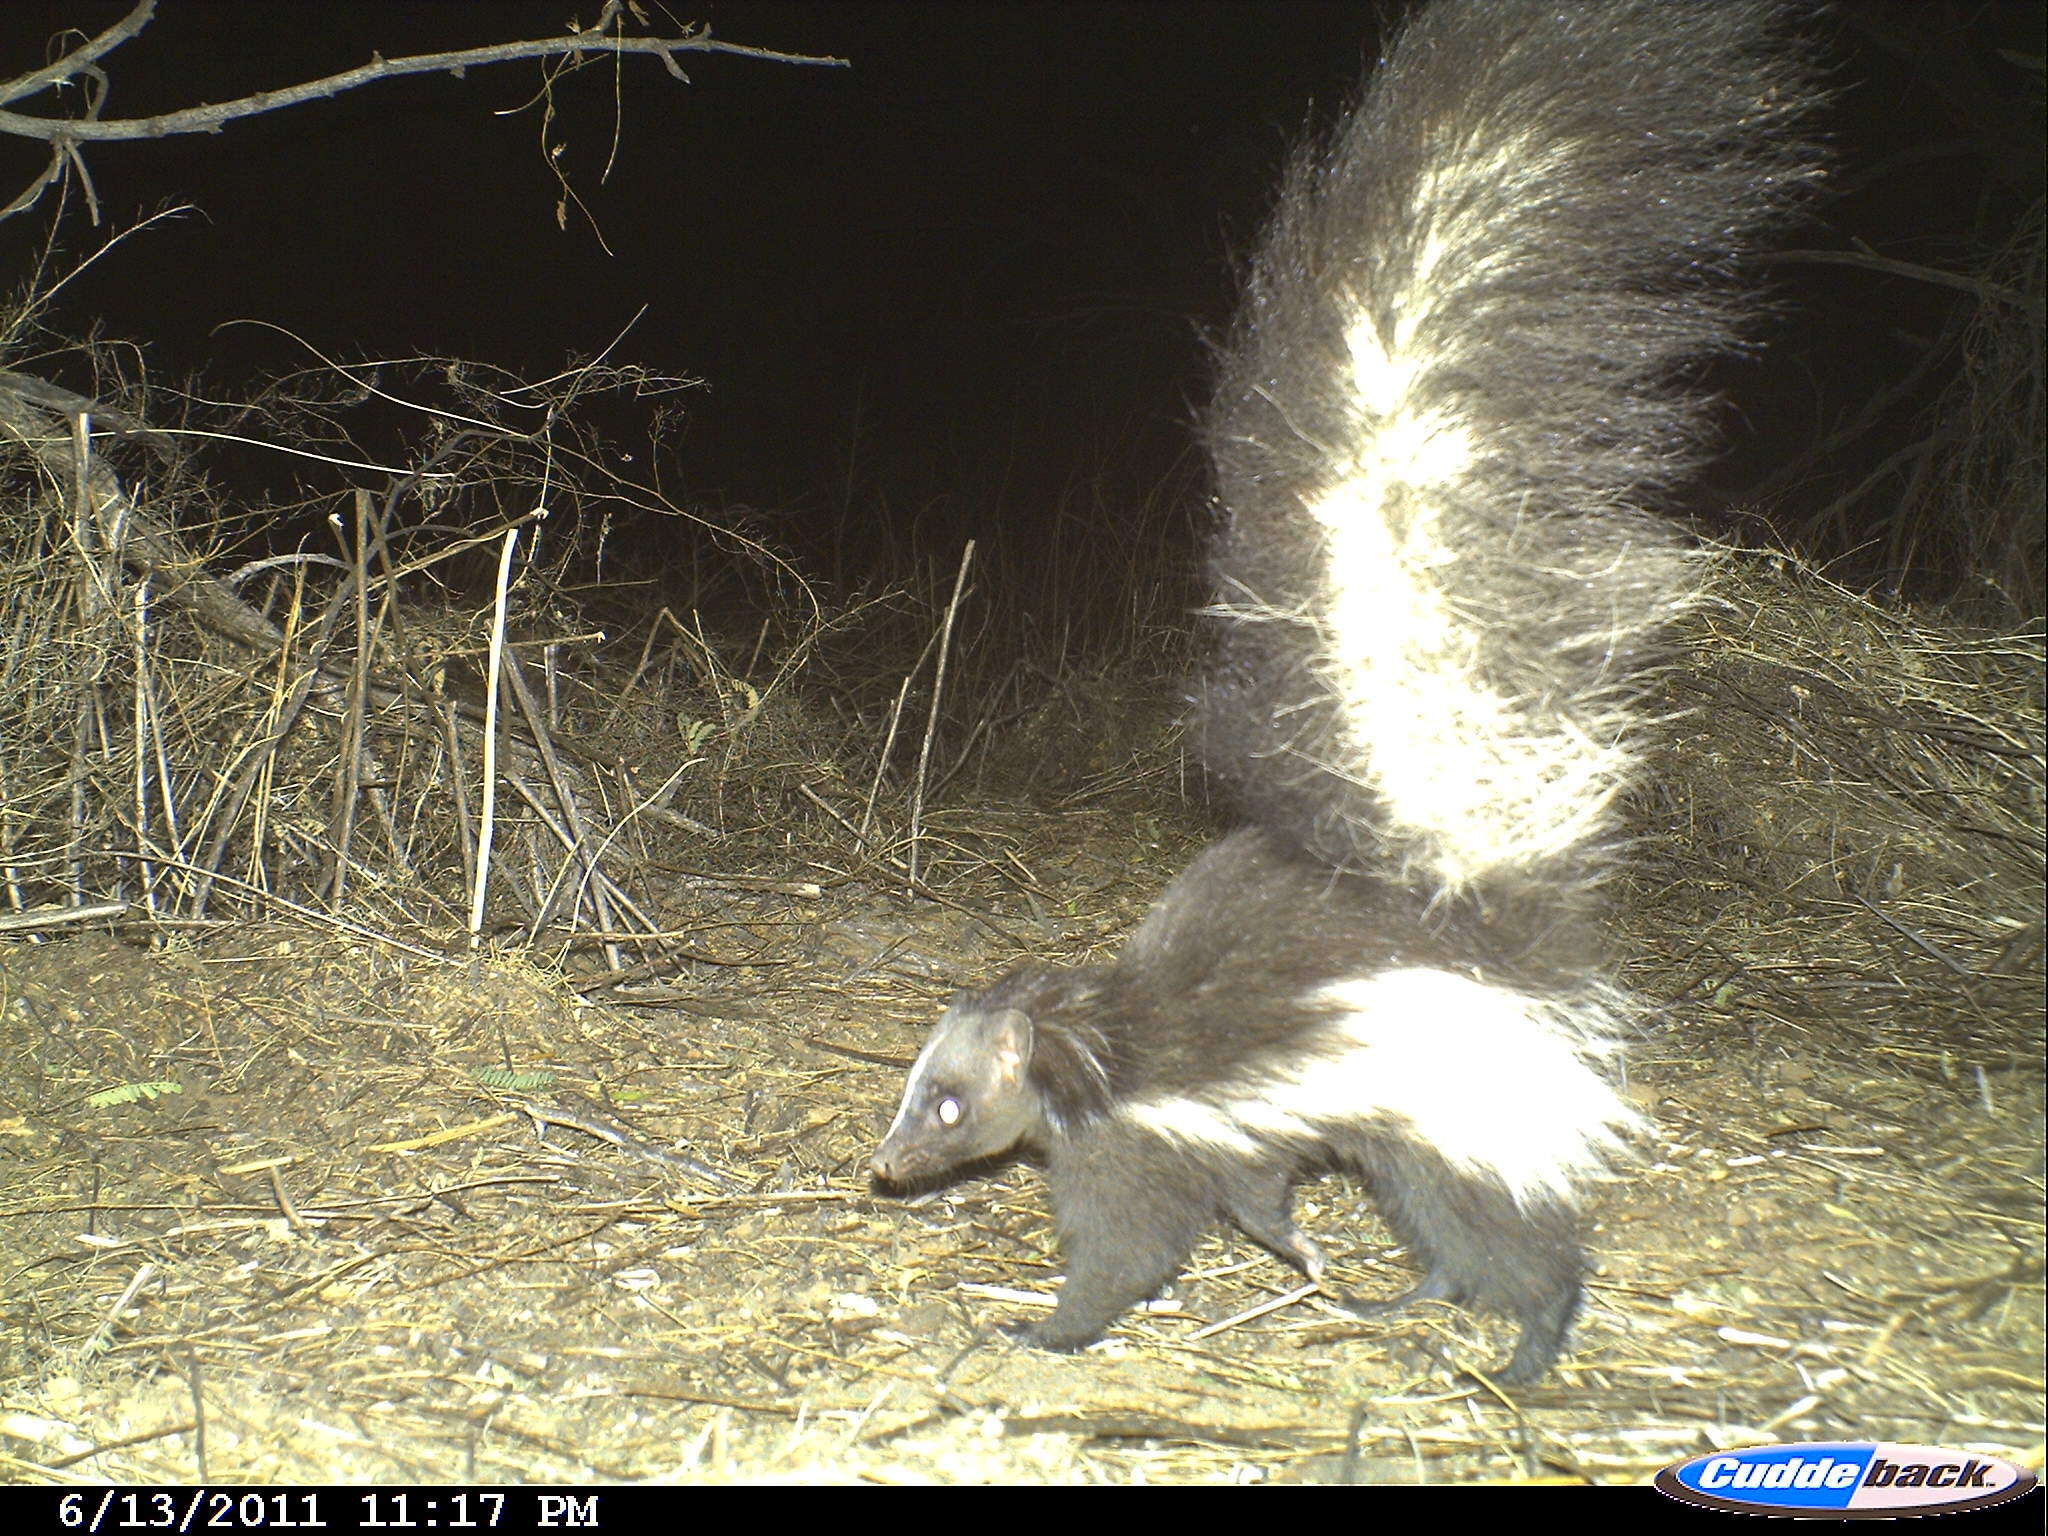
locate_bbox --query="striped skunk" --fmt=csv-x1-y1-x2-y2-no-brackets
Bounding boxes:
874,0,1822,1383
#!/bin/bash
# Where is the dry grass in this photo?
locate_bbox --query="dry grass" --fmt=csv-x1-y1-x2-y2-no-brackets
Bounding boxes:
0,351,879,946
1,543,2038,1482
0,343,2039,1481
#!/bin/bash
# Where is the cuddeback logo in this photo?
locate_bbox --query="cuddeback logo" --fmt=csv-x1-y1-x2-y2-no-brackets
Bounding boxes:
1656,1442,2037,1517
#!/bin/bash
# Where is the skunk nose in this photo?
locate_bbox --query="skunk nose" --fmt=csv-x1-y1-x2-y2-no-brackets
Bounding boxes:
871,1133,911,1186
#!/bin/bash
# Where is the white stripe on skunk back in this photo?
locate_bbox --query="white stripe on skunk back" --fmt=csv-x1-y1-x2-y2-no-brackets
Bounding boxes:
1199,0,1823,898
1126,968,1640,1207
874,0,1823,1384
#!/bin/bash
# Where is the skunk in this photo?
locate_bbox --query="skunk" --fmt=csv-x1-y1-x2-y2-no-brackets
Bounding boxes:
874,0,1822,1383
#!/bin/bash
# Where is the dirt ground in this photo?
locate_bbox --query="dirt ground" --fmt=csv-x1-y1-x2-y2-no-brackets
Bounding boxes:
2,797,2040,1486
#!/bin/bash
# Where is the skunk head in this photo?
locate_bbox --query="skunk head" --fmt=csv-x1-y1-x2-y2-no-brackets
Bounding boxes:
872,993,1042,1186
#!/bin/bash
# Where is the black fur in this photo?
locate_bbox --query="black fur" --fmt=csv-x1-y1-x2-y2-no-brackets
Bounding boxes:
876,828,1597,1383
874,0,1822,1384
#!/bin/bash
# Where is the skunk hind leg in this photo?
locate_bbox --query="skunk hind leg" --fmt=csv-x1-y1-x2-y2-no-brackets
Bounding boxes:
1219,1163,1341,1292
1336,1267,1465,1315
1220,1161,1563,1361
1350,1137,1589,1384
1331,1265,1573,1385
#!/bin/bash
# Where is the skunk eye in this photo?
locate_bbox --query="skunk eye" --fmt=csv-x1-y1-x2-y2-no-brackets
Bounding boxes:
937,1095,963,1128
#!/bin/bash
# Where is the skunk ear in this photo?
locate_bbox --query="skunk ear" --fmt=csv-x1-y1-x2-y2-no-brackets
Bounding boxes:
968,1006,1033,1086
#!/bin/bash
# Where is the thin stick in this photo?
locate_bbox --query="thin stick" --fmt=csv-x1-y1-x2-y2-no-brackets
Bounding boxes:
470,525,521,944
77,1260,154,1363
864,621,948,845
908,540,973,892
437,693,479,903
861,675,911,845
501,649,623,967
324,489,374,907
130,574,156,913
65,407,99,907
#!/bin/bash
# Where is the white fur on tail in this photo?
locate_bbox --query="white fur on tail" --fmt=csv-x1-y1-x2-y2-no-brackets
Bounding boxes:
1309,348,1643,896
1203,0,1821,899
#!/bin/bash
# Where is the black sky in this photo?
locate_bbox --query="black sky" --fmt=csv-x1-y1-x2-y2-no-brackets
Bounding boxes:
2,5,1379,524
0,2,2039,594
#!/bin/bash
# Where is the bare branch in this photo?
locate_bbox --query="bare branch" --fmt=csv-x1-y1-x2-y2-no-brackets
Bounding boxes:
0,0,155,109
0,7,845,218
0,143,70,222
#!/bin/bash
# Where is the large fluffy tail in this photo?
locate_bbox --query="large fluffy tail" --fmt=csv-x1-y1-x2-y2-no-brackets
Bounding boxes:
1198,0,1823,901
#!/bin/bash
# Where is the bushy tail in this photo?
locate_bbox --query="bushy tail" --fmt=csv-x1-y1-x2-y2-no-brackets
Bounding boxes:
1198,0,1823,901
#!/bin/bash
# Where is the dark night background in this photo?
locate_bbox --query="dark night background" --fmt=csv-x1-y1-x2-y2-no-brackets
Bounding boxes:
0,1,2041,621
